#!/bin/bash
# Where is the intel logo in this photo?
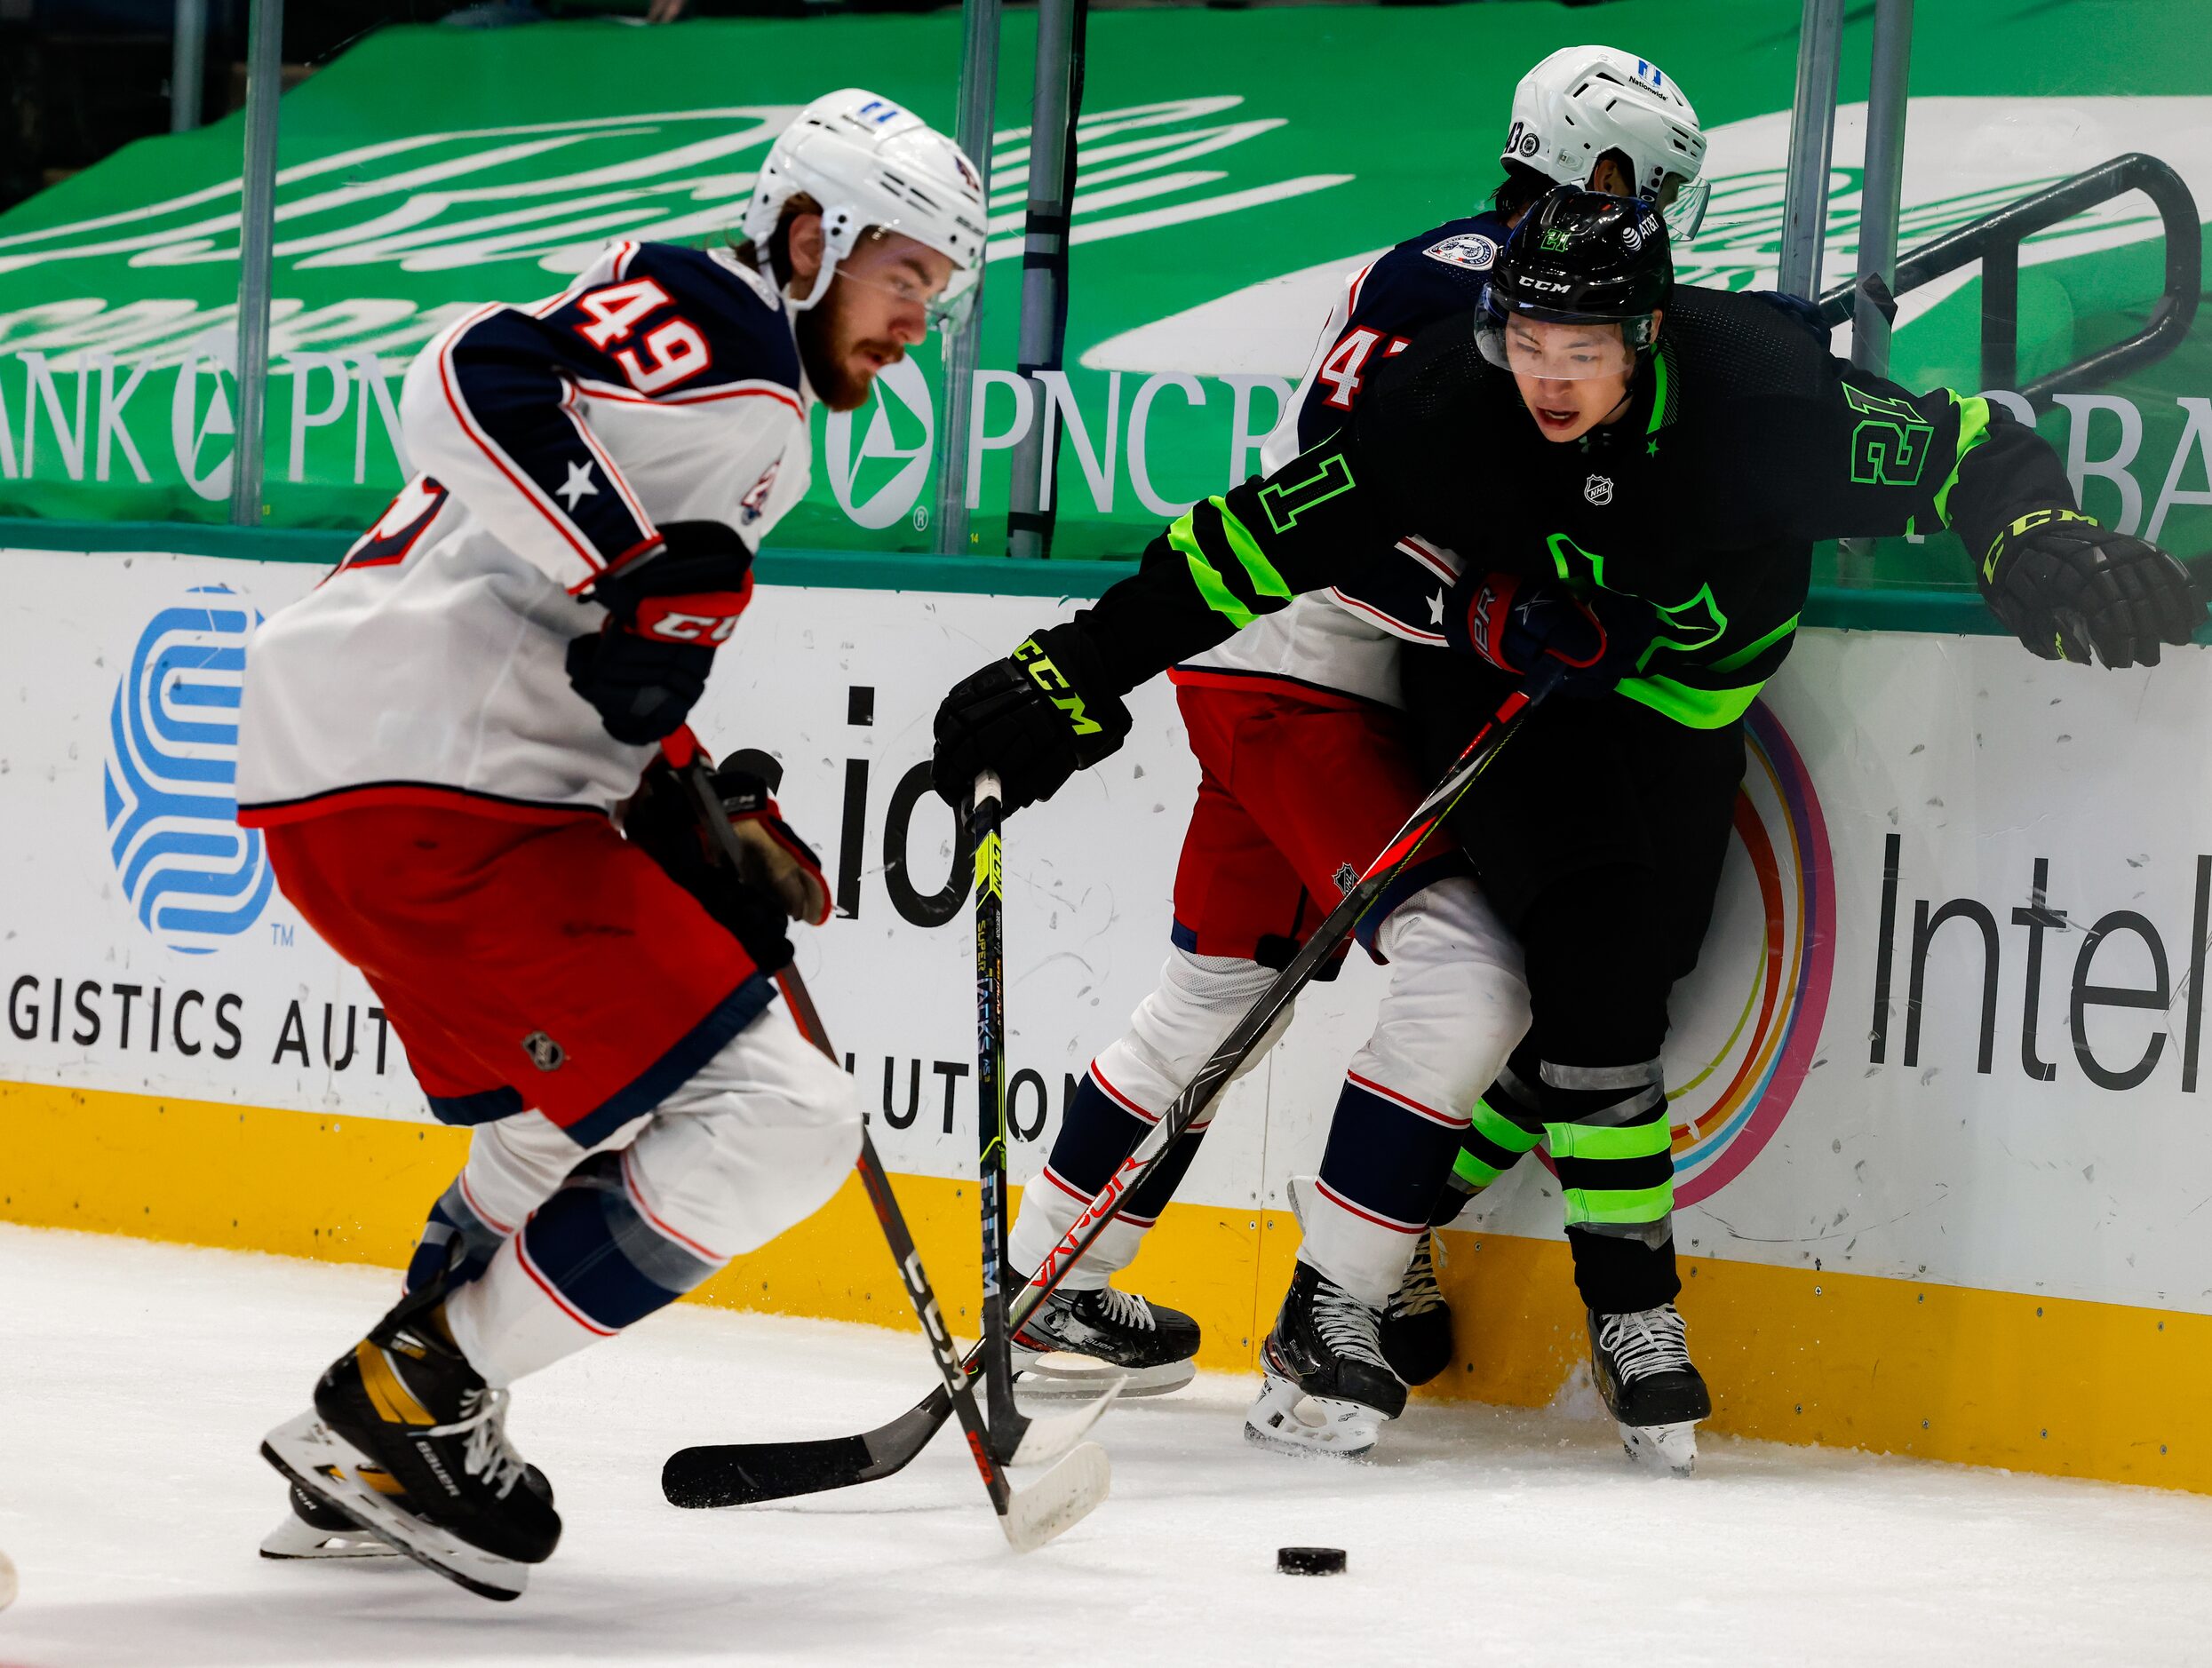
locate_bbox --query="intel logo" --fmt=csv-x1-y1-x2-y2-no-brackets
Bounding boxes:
104,586,274,954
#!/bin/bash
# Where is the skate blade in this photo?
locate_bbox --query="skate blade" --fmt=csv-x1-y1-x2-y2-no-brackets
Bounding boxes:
259,1511,400,1561
1014,1349,1193,1401
260,1411,529,1601
1241,1374,1383,1459
1619,1418,1699,1476
1007,1371,1125,1469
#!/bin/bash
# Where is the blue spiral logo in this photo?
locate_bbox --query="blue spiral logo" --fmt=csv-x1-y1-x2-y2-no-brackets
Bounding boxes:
104,585,274,955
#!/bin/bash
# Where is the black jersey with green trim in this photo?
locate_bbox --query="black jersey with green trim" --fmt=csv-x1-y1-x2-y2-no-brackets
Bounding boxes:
1083,283,2074,728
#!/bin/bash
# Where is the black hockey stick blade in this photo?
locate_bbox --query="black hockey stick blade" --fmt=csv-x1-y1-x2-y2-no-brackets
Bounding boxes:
662,1344,1121,1508
662,1394,950,1508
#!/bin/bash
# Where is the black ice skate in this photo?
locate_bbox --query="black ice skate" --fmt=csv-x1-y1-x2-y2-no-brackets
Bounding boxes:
260,1463,556,1561
1245,1262,1407,1458
1380,1229,1453,1386
260,1278,561,1600
1012,1281,1198,1398
1587,1303,1710,1476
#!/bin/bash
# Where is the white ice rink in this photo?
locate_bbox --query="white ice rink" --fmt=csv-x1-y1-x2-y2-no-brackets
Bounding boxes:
4,1225,2211,1667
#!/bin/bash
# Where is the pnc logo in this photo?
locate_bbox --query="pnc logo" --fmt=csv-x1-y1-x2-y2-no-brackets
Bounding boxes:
824,354,934,532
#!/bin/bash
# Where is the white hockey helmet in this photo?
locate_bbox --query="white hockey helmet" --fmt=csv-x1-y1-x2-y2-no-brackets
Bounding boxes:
1500,47,1710,240
742,89,988,327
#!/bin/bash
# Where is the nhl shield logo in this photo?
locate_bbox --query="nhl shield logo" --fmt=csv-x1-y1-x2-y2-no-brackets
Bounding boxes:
521,1030,566,1072
1334,862,1358,895
1584,473,1615,506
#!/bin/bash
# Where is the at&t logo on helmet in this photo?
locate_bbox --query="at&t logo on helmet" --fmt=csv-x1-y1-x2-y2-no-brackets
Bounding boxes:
103,586,275,954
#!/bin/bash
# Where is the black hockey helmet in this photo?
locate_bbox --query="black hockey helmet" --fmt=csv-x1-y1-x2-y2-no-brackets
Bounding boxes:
1478,187,1672,377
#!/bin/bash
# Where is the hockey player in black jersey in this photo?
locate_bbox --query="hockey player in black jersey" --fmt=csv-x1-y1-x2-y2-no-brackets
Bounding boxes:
991,44,1717,1450
935,187,2205,1473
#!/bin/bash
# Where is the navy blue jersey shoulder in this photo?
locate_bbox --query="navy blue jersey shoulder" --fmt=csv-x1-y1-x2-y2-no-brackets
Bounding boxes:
533,242,804,397
1293,211,1510,452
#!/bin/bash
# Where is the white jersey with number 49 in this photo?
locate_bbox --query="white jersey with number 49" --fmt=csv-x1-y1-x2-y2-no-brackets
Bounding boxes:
236,241,816,832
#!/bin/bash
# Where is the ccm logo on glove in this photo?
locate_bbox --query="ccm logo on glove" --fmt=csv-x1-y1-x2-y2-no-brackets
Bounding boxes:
629,592,749,645
1014,637,1106,735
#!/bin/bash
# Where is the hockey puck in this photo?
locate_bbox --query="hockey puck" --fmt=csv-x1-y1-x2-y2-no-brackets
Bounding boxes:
1277,1545,1347,1577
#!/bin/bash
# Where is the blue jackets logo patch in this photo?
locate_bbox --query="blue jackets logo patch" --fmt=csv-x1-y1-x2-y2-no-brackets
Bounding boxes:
1421,233,1498,272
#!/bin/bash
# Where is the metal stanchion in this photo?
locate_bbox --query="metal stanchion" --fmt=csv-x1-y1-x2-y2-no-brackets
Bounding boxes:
228,0,282,528
171,0,205,133
1004,0,1079,560
1853,0,1914,377
1778,0,1843,302
931,0,1003,558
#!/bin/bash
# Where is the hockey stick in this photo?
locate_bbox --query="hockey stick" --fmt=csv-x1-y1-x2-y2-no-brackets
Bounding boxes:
657,666,1558,1505
655,758,1110,1550
969,771,1046,1461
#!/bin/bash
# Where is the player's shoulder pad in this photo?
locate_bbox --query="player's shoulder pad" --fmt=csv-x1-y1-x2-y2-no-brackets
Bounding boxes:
1355,308,1500,450
1347,211,1514,337
608,241,805,395
1660,284,1835,409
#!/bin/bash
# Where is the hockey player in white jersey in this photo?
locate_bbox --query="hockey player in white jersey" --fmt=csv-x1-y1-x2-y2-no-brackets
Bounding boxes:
243,91,983,1598
991,47,1711,1456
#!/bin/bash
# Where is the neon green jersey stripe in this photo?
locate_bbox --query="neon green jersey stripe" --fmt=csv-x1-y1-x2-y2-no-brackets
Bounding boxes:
1452,1148,1506,1190
1548,1116,1673,1162
1169,510,1255,630
1931,393,1993,528
1210,496,1293,602
1615,673,1763,729
1709,612,1802,675
1470,1097,1543,1155
1561,1180,1675,1227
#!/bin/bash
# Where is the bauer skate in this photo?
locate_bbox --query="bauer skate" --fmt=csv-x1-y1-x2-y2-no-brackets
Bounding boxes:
1245,1263,1406,1458
1379,1229,1452,1386
260,1277,561,1601
260,1462,555,1561
1587,1303,1710,1476
1013,1281,1199,1399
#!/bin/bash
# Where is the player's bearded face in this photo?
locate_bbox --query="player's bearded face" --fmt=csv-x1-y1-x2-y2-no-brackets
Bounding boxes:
798,230,956,412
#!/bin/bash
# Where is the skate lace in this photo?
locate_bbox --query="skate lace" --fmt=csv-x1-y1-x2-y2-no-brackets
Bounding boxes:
1388,1232,1446,1319
1313,1280,1390,1370
431,1386,528,1499
1088,1286,1156,1332
1595,1305,1691,1385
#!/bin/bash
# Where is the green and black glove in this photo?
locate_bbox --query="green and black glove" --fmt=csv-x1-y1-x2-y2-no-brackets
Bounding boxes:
1978,507,2205,668
931,622,1133,814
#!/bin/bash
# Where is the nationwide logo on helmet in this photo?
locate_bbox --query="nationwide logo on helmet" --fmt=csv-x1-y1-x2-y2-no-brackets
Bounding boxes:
104,586,275,954
1422,233,1498,272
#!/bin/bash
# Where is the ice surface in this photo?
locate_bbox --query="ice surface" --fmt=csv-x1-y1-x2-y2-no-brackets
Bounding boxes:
3,1224,2209,1666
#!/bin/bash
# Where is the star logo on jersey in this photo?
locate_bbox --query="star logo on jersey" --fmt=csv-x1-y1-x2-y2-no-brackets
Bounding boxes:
1427,590,1446,626
558,460,598,512
1585,473,1615,506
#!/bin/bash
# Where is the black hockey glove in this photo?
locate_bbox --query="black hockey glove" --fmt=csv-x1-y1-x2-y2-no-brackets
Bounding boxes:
622,752,829,974
1442,570,1649,696
1977,507,2206,669
931,622,1133,814
567,521,756,745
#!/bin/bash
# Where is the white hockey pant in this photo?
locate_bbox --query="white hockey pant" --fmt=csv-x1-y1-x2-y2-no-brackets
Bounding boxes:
440,1002,858,1386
